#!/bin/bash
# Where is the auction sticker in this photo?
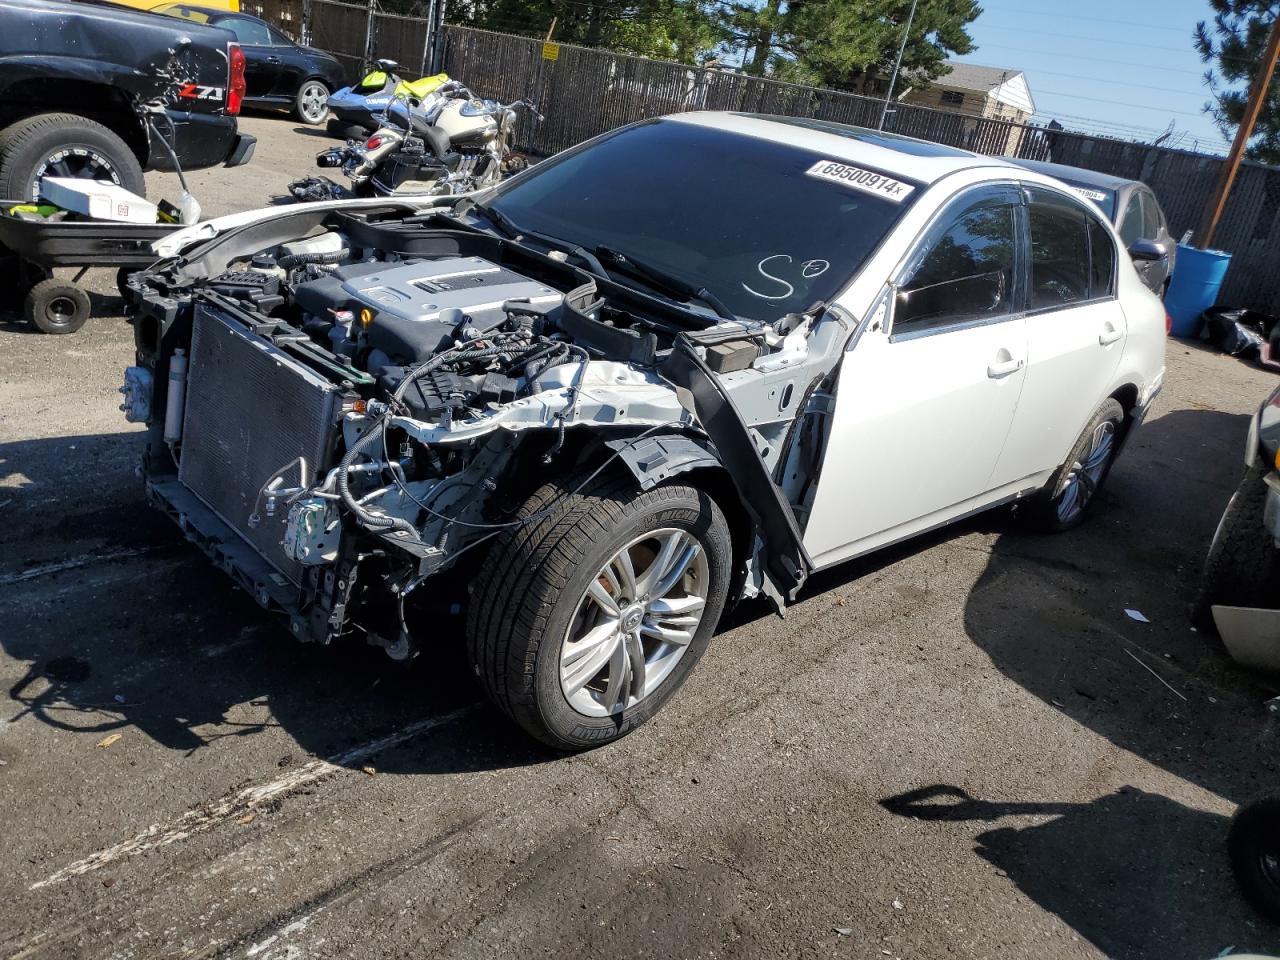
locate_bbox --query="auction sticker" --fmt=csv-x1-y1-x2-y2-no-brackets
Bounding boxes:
806,160,914,202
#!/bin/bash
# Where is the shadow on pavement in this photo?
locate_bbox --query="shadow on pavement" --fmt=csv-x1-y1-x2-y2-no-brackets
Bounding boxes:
881,783,1276,959
961,407,1280,807
0,431,550,777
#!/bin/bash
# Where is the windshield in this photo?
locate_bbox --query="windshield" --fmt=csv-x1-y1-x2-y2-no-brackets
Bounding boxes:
486,119,917,318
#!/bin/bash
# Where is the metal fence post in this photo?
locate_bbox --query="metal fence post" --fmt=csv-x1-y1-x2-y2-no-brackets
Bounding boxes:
301,0,312,46
363,0,376,72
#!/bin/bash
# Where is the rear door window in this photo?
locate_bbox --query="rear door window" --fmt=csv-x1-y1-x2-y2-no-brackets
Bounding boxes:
221,17,272,45
1028,192,1092,309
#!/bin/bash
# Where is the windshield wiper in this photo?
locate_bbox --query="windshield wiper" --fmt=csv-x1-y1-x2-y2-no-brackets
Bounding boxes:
594,245,736,321
461,202,608,278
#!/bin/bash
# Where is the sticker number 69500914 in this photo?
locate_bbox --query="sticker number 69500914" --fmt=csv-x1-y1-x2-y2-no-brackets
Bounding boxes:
805,161,914,202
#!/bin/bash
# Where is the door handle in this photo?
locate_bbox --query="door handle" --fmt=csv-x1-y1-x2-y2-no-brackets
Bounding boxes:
987,357,1024,379
267,55,282,63
1099,327,1122,346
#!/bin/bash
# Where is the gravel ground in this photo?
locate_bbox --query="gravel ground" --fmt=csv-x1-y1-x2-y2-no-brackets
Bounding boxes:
2,113,1280,960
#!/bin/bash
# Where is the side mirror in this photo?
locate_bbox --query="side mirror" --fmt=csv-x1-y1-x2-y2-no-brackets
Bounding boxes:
1128,238,1168,262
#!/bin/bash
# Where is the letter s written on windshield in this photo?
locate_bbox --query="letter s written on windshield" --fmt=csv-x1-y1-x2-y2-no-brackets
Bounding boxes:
742,255,830,301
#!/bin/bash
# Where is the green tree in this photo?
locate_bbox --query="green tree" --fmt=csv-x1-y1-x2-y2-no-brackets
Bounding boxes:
720,0,980,91
1194,1,1280,163
454,0,724,62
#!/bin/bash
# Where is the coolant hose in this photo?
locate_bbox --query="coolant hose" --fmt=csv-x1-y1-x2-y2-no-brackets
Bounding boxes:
278,249,350,269
336,420,416,535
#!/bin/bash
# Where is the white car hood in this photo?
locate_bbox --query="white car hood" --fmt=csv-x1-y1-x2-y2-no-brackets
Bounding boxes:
151,194,476,259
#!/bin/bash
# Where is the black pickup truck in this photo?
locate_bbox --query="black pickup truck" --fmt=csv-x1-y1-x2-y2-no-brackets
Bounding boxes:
0,0,256,203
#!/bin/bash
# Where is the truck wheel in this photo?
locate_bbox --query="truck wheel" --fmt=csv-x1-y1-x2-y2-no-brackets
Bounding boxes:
466,472,733,750
0,113,144,204
1024,399,1125,532
295,80,331,125
25,279,91,334
1192,468,1280,629
1229,796,1280,923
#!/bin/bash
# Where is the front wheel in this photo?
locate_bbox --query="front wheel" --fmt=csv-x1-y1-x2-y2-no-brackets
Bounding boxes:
1192,468,1280,628
1229,796,1280,923
1024,398,1125,532
466,472,733,750
295,80,331,125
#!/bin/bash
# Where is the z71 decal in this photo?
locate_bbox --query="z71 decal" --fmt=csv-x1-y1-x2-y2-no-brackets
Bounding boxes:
176,83,225,101
805,160,914,202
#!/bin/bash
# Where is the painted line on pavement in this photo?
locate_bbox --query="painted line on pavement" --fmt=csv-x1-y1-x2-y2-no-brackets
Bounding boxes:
30,704,478,890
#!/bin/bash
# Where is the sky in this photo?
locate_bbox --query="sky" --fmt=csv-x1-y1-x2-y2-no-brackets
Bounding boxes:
951,0,1233,152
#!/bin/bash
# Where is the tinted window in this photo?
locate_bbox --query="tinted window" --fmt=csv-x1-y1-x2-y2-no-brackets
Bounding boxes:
1028,193,1091,309
268,25,295,45
487,120,917,319
1118,191,1144,246
895,196,1017,333
220,17,272,45
1140,190,1163,238
1088,216,1116,297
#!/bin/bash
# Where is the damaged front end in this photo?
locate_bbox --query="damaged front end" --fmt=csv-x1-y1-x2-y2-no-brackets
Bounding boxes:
124,201,852,661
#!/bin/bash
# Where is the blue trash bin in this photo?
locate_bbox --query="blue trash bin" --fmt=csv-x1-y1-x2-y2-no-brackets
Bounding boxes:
1165,244,1232,339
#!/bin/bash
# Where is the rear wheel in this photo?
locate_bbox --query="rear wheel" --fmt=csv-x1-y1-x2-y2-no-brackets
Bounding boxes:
25,279,90,334
1024,399,1124,532
466,472,733,750
1229,796,1280,923
295,80,331,125
0,113,144,204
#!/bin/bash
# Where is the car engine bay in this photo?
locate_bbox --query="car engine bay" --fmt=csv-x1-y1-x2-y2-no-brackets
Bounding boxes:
124,202,855,658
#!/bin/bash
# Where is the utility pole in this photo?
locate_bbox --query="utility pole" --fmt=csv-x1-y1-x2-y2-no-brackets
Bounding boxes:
878,0,919,131
1196,11,1280,248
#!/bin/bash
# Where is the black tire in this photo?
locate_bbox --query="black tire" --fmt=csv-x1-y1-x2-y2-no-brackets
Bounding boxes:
1024,398,1125,533
1229,796,1280,924
24,279,91,334
325,117,367,141
1192,467,1280,629
116,267,136,300
0,113,144,204
465,472,733,750
295,79,331,125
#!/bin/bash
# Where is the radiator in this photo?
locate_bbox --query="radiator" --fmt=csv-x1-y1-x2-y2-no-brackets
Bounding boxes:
179,303,341,584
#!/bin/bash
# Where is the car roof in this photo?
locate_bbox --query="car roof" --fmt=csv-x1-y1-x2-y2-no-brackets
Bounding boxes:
667,111,1014,185
1006,158,1136,193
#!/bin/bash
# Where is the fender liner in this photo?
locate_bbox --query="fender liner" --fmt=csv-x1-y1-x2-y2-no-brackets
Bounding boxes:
661,335,812,602
605,434,721,490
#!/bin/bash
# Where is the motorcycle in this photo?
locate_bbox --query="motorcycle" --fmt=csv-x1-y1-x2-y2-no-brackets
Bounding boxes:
324,58,451,139
307,83,537,198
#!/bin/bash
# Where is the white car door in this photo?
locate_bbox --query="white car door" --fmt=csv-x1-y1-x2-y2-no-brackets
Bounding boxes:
804,185,1029,569
988,187,1126,490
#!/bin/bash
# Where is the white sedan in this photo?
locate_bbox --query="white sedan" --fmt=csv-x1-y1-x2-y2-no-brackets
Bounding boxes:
125,112,1167,748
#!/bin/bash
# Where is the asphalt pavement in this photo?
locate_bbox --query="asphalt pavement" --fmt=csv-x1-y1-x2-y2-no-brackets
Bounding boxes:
1,113,1279,960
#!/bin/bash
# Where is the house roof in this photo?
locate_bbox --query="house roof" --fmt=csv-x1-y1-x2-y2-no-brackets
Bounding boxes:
933,61,1036,115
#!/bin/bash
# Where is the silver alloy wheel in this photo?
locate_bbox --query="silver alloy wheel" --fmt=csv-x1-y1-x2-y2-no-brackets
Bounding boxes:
299,81,330,123
1054,420,1116,523
559,528,709,718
